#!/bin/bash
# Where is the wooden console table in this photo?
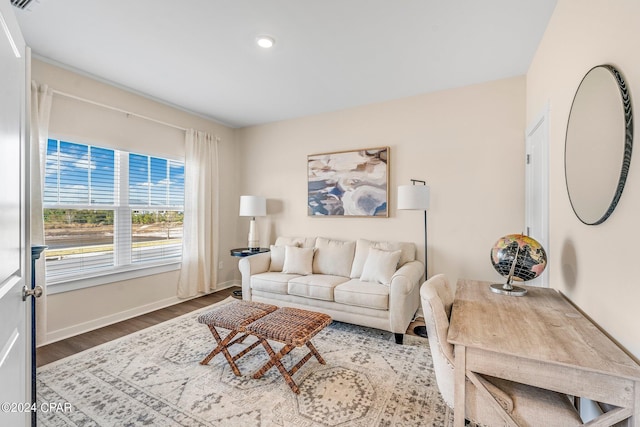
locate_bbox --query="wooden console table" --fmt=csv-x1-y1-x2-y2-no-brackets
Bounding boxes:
448,279,640,427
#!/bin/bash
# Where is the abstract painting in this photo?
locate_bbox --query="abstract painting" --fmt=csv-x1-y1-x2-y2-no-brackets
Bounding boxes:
308,147,389,217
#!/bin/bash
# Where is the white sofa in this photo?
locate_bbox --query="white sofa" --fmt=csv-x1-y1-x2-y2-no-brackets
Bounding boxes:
239,236,424,344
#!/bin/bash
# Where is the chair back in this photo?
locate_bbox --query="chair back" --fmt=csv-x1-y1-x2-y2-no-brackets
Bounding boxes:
420,274,455,407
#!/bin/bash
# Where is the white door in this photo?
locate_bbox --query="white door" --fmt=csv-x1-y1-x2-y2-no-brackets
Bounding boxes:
0,3,29,426
525,106,549,287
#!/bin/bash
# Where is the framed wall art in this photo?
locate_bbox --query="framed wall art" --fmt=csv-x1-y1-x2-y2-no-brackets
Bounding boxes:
308,146,389,217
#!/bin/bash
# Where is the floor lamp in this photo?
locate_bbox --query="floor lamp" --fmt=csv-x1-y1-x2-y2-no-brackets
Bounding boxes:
239,195,266,250
397,180,430,338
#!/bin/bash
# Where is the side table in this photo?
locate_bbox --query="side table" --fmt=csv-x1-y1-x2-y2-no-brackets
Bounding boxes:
230,247,270,298
230,247,270,257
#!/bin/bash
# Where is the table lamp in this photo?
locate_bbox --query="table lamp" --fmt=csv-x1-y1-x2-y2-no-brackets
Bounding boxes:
239,195,266,250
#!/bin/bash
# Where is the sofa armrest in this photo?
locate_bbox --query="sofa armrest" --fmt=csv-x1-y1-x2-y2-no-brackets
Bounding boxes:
388,260,424,333
238,252,271,300
390,261,424,294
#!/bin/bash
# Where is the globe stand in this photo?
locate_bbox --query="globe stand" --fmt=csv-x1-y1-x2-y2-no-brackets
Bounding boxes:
491,242,528,297
490,280,528,297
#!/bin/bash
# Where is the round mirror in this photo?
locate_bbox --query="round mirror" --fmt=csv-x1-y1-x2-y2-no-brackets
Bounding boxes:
565,65,633,225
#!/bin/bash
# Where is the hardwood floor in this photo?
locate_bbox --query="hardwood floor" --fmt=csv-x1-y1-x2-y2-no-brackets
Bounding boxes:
36,287,236,367
36,287,426,367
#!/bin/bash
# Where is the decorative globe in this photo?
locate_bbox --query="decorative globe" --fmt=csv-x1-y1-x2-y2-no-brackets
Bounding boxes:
490,234,547,282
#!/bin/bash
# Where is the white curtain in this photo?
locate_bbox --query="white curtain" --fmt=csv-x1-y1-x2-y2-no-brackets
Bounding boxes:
30,81,53,346
178,129,220,298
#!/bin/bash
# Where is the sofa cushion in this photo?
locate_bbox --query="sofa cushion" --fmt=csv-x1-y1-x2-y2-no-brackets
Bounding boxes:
251,272,301,295
350,239,416,278
334,279,389,310
282,246,314,275
288,274,349,301
360,248,402,285
269,243,302,272
312,237,356,277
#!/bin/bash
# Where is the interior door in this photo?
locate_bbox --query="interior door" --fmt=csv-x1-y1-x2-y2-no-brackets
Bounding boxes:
0,3,29,426
525,106,549,287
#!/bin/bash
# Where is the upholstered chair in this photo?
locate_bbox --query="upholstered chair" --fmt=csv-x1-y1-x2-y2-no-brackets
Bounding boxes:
420,274,582,426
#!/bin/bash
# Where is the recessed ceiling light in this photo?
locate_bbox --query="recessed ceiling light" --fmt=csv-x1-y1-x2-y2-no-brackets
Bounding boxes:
256,35,275,49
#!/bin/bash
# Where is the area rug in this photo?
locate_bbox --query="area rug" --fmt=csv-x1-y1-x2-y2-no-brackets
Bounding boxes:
37,297,454,426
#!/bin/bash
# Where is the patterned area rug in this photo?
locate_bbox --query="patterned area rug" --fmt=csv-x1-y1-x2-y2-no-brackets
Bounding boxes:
37,298,454,426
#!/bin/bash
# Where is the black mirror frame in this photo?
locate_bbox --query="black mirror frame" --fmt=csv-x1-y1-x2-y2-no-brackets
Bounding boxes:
564,64,634,225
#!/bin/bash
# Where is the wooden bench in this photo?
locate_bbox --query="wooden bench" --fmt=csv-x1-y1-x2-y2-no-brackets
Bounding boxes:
246,307,332,393
197,300,277,375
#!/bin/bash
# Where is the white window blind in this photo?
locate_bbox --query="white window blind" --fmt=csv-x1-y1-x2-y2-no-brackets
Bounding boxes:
43,139,184,284
128,152,184,265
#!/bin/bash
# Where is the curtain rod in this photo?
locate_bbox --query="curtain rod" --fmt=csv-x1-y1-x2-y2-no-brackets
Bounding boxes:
51,89,188,132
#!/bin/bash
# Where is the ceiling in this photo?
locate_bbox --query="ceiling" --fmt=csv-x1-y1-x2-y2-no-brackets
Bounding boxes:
14,0,557,128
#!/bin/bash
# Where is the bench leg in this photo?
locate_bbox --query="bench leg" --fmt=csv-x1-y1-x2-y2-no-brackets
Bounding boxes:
306,341,326,365
253,340,294,378
200,326,252,376
253,339,327,394
253,339,301,392
200,326,236,365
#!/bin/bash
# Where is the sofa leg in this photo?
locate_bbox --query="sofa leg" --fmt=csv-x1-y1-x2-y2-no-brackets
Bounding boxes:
394,333,404,345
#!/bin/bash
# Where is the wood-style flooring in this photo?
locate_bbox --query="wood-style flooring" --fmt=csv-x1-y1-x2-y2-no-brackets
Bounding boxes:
36,287,426,367
36,288,236,367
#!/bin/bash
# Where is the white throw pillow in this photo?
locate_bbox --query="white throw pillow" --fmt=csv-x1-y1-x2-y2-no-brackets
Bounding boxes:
282,246,314,275
350,239,416,278
269,245,286,272
312,237,356,277
360,248,402,285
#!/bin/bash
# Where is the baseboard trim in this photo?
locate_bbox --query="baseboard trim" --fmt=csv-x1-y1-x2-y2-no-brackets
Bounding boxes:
216,280,240,290
40,281,241,346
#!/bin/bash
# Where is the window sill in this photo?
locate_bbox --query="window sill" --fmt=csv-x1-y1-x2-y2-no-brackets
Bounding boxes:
46,262,182,295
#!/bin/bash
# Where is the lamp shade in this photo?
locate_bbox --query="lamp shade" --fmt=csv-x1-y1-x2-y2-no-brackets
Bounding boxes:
239,195,266,217
397,185,430,210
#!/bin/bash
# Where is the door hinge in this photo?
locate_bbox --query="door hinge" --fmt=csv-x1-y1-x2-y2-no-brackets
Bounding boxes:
526,154,531,164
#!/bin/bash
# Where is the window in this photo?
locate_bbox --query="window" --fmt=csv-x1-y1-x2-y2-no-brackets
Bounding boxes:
43,139,184,286
128,152,185,265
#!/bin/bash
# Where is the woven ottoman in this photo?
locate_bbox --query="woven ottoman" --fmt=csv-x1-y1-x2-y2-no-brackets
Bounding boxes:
197,300,278,376
246,307,332,393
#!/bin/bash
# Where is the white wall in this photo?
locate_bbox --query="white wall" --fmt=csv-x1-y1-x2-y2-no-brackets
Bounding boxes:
238,76,526,288
527,0,640,360
32,59,240,344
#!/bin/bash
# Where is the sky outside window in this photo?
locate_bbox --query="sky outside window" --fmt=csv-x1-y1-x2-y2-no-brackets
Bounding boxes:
150,157,167,206
44,139,115,206
129,153,149,205
129,153,184,207
169,161,184,206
